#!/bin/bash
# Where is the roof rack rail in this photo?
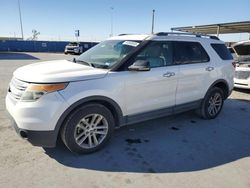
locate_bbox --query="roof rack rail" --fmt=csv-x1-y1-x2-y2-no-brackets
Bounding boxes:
118,34,130,36
155,32,219,40
209,36,220,40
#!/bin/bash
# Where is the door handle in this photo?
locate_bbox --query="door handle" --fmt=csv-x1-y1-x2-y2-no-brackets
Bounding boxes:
205,66,214,71
163,72,175,77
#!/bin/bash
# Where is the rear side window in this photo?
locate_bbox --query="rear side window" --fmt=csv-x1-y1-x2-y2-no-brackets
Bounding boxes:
211,43,233,60
174,41,209,64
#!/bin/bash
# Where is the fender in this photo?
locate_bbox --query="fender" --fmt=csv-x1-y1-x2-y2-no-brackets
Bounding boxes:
53,95,125,144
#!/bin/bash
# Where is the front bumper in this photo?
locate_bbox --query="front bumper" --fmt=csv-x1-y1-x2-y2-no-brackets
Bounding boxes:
5,91,68,147
234,78,250,89
7,112,57,147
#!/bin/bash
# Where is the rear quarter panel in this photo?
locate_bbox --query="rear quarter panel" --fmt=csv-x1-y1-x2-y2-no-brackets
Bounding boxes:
203,40,234,95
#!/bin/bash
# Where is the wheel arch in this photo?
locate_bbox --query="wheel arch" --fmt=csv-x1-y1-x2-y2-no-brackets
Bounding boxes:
207,79,230,99
54,96,124,145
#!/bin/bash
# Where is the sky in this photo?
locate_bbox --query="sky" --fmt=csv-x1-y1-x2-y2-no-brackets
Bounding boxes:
0,0,250,42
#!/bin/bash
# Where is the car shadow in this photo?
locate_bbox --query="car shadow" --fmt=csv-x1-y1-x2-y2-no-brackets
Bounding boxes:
44,98,250,173
0,52,40,60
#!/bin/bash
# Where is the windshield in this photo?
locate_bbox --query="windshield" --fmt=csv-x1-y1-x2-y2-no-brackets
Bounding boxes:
68,42,79,46
233,43,250,63
233,43,250,56
75,40,141,69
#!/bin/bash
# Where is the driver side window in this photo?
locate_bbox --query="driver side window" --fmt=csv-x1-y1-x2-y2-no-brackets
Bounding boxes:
134,41,173,68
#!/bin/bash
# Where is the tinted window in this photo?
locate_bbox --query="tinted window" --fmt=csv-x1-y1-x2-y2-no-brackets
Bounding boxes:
174,41,209,64
211,43,233,60
134,41,173,68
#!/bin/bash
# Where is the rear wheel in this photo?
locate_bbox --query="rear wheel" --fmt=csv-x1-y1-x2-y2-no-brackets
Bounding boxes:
61,103,115,154
197,87,224,119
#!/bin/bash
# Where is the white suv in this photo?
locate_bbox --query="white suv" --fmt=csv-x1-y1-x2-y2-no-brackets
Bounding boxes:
6,32,235,154
64,42,83,54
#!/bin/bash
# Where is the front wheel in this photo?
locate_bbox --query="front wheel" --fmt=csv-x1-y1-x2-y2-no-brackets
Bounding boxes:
61,103,115,154
198,87,224,119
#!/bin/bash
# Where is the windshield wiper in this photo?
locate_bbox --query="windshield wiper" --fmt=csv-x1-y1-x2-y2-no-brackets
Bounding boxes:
94,64,110,69
73,58,94,67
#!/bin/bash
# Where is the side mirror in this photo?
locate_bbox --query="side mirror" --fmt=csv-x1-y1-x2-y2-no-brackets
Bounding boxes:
128,60,150,71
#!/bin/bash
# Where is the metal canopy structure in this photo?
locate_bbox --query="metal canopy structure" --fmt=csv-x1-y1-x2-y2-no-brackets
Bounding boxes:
171,21,250,36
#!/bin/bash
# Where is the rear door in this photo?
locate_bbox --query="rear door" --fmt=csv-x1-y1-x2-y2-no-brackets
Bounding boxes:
174,41,217,105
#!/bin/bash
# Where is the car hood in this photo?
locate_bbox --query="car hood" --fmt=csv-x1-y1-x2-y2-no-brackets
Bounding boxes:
14,60,109,83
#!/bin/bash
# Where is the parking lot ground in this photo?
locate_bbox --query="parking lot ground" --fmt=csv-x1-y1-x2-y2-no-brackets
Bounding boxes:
0,52,250,188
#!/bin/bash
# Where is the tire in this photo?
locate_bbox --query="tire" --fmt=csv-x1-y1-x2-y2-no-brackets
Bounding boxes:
61,103,115,154
197,87,224,119
64,52,68,55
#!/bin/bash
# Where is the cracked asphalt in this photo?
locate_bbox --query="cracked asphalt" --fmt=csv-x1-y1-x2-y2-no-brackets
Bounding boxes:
0,52,250,188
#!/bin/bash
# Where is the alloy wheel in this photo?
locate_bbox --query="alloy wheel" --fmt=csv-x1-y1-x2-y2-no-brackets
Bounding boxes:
74,114,108,149
207,92,223,117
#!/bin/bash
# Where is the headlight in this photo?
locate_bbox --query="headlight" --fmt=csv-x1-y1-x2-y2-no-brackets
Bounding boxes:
21,83,68,101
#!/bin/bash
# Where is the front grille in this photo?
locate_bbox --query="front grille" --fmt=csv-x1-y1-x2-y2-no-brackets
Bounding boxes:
235,71,250,80
8,78,28,100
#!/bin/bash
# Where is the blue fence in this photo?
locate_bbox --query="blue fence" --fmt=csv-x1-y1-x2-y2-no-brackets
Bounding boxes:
0,40,98,53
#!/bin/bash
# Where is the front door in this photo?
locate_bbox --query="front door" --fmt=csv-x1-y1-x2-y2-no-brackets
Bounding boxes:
124,41,179,115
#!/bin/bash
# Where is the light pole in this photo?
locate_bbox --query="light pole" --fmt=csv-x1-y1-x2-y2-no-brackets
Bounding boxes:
75,30,80,41
18,0,24,39
110,7,114,37
151,9,155,34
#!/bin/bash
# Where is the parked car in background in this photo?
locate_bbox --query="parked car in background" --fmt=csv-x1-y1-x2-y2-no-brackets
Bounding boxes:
231,40,250,89
64,42,83,54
